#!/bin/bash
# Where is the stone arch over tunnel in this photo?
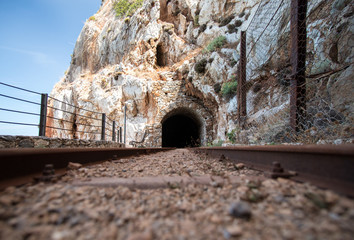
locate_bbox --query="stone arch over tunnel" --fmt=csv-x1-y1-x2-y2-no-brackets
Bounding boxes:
162,108,202,147
152,99,214,147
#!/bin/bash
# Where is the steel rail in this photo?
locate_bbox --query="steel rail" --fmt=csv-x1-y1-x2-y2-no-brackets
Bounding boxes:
197,144,354,197
0,147,174,189
0,81,42,95
0,93,41,106
0,120,39,127
0,108,41,116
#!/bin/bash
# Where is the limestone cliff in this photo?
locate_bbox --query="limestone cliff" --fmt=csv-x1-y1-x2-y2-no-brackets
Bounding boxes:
48,0,353,146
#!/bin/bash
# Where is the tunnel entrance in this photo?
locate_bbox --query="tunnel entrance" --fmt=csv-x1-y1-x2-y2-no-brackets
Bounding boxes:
162,114,201,148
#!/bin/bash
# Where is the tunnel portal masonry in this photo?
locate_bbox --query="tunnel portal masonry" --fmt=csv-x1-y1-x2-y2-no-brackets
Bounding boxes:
140,99,214,148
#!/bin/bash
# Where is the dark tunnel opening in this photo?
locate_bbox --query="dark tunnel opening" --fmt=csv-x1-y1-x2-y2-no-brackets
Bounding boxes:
162,114,201,148
156,44,166,67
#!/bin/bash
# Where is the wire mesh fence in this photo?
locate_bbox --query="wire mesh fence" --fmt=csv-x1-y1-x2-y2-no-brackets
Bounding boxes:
233,0,353,145
0,81,124,143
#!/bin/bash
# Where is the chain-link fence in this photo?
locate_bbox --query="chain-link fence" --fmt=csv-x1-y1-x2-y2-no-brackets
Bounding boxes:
232,0,353,145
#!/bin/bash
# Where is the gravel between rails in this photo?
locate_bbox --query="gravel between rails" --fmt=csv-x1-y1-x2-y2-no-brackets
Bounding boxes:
0,149,353,240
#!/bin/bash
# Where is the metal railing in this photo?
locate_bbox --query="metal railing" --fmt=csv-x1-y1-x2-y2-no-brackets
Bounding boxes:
0,81,126,143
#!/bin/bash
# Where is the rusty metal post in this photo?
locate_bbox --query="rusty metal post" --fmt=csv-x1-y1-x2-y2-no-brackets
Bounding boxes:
101,113,106,141
119,127,123,144
238,31,247,126
112,121,116,142
123,106,127,145
237,63,241,123
290,0,307,132
117,128,120,143
39,93,48,137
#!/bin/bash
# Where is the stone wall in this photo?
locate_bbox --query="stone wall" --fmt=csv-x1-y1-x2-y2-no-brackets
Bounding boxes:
0,136,124,149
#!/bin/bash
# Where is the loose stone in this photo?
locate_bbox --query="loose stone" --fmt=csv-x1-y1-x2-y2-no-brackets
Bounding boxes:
228,201,252,220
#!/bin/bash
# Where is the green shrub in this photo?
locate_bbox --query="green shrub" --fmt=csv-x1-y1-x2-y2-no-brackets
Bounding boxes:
227,129,237,143
194,58,208,74
221,81,237,99
89,16,96,21
205,36,227,52
114,0,144,18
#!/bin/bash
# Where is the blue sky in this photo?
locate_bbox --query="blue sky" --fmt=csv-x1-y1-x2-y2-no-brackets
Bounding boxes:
0,0,101,136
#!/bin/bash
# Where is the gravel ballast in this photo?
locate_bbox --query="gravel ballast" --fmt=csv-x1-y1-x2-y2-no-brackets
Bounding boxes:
0,149,353,239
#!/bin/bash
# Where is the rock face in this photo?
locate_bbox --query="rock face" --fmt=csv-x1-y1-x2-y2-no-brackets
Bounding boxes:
48,0,353,146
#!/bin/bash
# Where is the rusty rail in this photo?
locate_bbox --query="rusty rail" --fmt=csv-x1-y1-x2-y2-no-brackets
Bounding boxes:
198,144,354,197
1,145,354,197
0,147,174,189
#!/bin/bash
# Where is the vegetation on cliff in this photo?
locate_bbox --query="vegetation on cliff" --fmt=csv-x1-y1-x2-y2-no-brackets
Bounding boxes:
114,0,144,17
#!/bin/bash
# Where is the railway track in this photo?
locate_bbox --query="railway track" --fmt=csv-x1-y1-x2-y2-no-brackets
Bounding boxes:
198,144,354,197
0,144,353,196
1,145,354,239
0,147,174,189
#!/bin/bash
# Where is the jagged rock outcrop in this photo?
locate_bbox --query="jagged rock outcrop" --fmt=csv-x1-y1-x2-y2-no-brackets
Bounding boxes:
48,0,353,146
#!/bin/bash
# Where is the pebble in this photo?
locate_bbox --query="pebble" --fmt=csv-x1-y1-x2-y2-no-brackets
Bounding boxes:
67,162,82,170
226,225,243,237
127,231,153,240
236,163,245,169
228,201,252,220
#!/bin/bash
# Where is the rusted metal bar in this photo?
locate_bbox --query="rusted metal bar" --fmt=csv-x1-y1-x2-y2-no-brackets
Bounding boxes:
198,144,354,197
124,106,127,145
237,63,241,122
240,31,247,118
117,127,120,143
290,0,307,132
101,113,106,141
237,31,247,127
119,126,123,143
39,93,48,136
112,121,116,141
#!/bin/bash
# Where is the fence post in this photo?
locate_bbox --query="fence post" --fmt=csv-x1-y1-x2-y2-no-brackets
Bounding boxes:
290,0,307,132
117,128,120,143
123,106,127,145
237,63,241,122
238,31,247,127
112,121,116,141
39,93,48,137
101,113,106,141
119,127,123,144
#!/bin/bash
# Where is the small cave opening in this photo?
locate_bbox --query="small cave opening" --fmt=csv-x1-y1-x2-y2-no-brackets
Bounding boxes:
156,44,167,67
162,113,201,148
